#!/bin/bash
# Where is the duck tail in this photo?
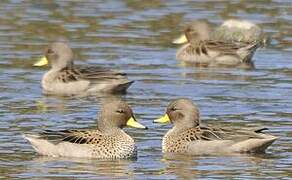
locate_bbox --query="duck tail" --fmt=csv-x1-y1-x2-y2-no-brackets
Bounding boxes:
249,136,279,153
241,41,261,63
114,80,134,93
231,135,279,153
248,41,261,51
23,133,57,156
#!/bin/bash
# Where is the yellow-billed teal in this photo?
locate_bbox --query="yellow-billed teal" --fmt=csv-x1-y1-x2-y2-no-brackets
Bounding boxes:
33,42,133,96
173,20,263,67
23,100,147,159
154,98,278,155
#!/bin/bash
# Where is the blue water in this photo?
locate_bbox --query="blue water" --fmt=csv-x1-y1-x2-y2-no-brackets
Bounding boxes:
0,0,291,179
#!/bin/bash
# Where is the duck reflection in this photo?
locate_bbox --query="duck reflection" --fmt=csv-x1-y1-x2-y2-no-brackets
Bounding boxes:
160,153,276,179
24,156,135,178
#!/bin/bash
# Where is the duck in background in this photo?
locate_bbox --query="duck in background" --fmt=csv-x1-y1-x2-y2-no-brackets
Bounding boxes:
173,19,268,67
33,42,134,96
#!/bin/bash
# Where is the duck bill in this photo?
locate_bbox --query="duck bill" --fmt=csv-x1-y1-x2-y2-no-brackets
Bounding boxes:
126,117,147,129
33,56,48,66
172,34,188,44
153,114,170,123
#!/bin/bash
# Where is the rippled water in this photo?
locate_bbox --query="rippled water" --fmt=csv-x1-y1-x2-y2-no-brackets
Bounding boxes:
0,0,291,179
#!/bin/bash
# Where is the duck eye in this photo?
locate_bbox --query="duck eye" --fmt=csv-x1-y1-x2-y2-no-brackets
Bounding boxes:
171,107,177,111
47,49,55,54
116,109,124,114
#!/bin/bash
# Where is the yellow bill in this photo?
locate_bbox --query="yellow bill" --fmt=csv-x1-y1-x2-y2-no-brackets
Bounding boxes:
172,34,188,44
126,117,147,129
153,114,170,123
33,56,48,66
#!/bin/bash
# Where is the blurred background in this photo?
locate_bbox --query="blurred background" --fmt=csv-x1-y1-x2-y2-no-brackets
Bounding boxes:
0,0,291,179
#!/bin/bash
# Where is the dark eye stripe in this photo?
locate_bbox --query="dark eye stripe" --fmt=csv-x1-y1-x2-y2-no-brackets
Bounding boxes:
171,106,177,111
116,109,124,113
47,49,54,54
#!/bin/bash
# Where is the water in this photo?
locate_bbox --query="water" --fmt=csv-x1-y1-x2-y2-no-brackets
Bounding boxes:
0,0,291,179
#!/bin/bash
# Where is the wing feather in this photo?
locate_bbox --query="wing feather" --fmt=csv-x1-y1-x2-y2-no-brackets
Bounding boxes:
40,129,103,145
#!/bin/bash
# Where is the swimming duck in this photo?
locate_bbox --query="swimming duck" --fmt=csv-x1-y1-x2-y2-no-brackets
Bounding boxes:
33,42,134,96
23,100,147,159
173,20,261,66
154,98,278,155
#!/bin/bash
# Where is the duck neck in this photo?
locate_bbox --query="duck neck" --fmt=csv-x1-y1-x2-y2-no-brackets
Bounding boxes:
171,124,195,136
43,69,62,83
171,118,200,135
190,39,203,47
97,118,122,135
51,58,74,71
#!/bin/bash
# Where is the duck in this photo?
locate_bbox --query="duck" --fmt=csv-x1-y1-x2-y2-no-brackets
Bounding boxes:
33,42,134,96
23,100,147,159
154,98,278,155
172,20,262,67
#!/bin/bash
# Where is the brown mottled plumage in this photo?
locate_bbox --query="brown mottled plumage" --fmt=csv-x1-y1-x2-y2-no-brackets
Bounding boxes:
155,98,278,155
23,100,147,159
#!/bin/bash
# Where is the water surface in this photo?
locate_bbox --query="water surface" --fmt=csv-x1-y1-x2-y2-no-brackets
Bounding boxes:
0,0,291,179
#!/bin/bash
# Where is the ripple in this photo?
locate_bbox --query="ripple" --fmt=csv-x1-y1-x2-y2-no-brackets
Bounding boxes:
0,0,291,179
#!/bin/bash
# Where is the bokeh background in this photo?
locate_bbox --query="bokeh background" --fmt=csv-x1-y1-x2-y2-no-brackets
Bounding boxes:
0,0,291,179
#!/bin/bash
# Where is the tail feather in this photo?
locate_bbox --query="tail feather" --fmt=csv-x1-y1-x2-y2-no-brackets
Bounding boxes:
240,41,261,63
23,133,93,158
113,80,134,93
23,134,58,156
230,136,278,153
